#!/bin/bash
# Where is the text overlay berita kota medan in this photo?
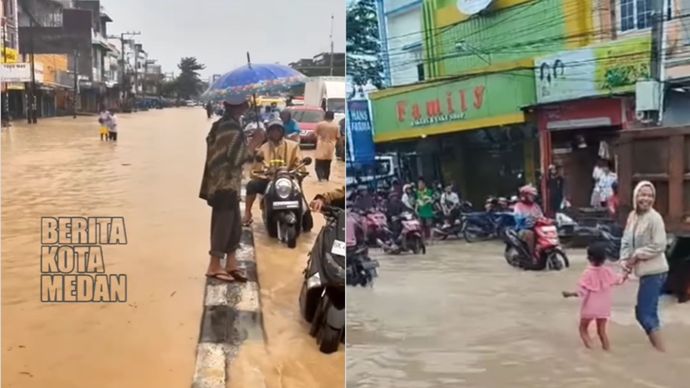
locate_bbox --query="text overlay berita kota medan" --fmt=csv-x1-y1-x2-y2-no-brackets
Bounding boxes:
40,217,128,303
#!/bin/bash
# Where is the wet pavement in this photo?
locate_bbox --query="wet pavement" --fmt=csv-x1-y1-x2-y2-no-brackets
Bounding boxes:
347,241,690,388
1,108,343,388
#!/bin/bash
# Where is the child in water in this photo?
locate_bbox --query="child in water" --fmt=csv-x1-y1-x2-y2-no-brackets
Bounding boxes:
562,242,630,350
98,107,112,141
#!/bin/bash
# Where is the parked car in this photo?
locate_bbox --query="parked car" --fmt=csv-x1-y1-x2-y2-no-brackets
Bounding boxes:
284,106,324,148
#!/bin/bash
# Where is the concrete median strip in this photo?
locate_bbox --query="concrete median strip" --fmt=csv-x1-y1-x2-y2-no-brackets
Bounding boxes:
192,224,265,388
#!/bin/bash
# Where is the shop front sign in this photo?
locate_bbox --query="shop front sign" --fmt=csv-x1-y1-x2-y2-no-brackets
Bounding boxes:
371,71,533,142
535,36,651,104
0,62,44,83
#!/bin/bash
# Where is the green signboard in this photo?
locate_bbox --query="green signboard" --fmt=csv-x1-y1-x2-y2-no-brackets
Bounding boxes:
371,71,535,142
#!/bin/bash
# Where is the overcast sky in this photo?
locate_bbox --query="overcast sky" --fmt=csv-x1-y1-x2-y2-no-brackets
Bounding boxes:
101,0,345,80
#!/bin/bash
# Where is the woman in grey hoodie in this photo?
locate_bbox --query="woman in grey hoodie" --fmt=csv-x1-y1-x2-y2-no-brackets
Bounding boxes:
620,180,669,351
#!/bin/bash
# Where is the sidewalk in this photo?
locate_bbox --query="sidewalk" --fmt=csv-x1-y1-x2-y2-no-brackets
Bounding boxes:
191,189,266,388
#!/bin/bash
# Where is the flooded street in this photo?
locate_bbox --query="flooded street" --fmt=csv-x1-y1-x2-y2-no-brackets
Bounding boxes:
1,108,343,388
347,242,690,388
228,149,345,387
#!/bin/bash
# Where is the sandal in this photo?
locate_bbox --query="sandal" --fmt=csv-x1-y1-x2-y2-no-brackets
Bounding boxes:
226,269,248,283
205,271,234,282
242,217,253,227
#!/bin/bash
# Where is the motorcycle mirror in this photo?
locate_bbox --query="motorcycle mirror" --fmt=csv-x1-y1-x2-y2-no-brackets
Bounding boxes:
255,154,265,163
302,157,313,166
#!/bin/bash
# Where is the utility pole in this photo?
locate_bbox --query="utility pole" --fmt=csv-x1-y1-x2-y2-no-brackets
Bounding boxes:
329,13,334,76
650,0,665,125
27,17,37,124
72,49,78,118
2,16,10,126
109,31,140,108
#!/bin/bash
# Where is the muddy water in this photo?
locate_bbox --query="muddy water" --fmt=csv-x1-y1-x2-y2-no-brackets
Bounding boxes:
1,109,341,388
347,242,690,388
228,153,345,387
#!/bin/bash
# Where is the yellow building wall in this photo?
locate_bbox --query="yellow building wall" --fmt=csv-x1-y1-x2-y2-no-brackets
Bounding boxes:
34,54,68,85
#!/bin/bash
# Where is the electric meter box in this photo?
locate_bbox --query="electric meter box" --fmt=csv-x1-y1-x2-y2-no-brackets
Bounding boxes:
636,80,662,112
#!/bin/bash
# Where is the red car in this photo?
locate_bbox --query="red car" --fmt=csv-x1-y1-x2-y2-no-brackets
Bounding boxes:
284,106,324,148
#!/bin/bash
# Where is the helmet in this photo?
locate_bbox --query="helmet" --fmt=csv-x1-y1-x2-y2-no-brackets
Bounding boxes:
266,119,285,135
519,185,538,196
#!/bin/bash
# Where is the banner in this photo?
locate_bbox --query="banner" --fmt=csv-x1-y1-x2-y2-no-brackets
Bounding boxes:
346,99,376,166
535,36,651,104
0,62,44,83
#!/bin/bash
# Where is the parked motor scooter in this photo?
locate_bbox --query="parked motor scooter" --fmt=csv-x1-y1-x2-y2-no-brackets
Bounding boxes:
346,209,379,287
255,154,314,248
364,208,388,246
378,211,426,254
299,206,345,354
503,217,570,271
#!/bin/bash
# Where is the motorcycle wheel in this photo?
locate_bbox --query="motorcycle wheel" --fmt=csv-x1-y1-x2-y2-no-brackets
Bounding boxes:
309,296,326,337
286,225,297,248
463,226,490,243
411,238,422,254
318,323,341,354
302,211,314,233
504,245,520,267
266,216,278,238
546,250,568,271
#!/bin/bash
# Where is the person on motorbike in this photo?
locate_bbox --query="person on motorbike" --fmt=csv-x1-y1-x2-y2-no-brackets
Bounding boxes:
310,186,345,211
243,119,304,226
386,191,407,247
354,185,375,212
401,184,416,211
280,111,301,143
514,185,544,262
441,185,461,229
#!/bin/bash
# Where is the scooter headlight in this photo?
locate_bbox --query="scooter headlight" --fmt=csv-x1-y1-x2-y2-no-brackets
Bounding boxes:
275,178,292,199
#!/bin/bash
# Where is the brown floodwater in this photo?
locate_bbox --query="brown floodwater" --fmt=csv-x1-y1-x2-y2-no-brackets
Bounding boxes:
1,109,343,388
347,242,690,388
228,150,345,388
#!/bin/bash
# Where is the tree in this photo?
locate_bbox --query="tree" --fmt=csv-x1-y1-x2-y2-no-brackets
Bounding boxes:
160,79,178,99
346,0,384,89
175,57,205,99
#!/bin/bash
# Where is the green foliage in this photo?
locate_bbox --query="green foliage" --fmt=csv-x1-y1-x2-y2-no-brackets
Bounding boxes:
175,57,206,99
346,0,384,89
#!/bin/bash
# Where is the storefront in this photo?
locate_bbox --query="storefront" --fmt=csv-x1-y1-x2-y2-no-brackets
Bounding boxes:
370,69,538,205
533,36,648,213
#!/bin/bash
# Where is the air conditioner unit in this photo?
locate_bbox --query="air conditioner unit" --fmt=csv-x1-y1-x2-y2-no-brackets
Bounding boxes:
636,80,661,112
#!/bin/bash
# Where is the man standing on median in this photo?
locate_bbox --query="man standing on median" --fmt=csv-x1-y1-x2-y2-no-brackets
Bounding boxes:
199,97,252,282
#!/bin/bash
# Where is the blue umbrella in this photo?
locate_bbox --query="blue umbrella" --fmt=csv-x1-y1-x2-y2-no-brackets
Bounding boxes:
201,63,307,102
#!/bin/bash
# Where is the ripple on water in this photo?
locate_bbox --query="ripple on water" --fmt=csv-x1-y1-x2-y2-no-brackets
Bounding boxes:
347,243,690,388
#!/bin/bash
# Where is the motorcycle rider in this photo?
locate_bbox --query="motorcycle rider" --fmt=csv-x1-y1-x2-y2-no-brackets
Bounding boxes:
401,184,416,211
514,185,544,262
386,191,407,248
280,110,301,143
243,119,304,226
441,185,461,229
354,185,375,212
310,186,345,211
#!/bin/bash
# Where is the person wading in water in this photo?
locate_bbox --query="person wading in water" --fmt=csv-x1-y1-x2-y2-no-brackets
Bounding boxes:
199,97,252,282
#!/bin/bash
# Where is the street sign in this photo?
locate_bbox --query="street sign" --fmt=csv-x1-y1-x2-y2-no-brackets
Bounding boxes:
0,62,44,83
347,99,376,166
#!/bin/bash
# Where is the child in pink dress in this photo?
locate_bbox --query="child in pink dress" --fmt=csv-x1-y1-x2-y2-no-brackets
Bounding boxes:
563,242,630,350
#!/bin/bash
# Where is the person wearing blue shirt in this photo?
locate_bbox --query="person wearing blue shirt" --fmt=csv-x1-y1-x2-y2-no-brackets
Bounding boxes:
280,111,301,143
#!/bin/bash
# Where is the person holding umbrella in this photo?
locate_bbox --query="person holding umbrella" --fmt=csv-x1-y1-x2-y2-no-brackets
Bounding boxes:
199,96,252,282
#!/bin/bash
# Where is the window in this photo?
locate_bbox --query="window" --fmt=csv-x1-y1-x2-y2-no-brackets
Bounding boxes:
417,63,425,81
620,0,673,32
